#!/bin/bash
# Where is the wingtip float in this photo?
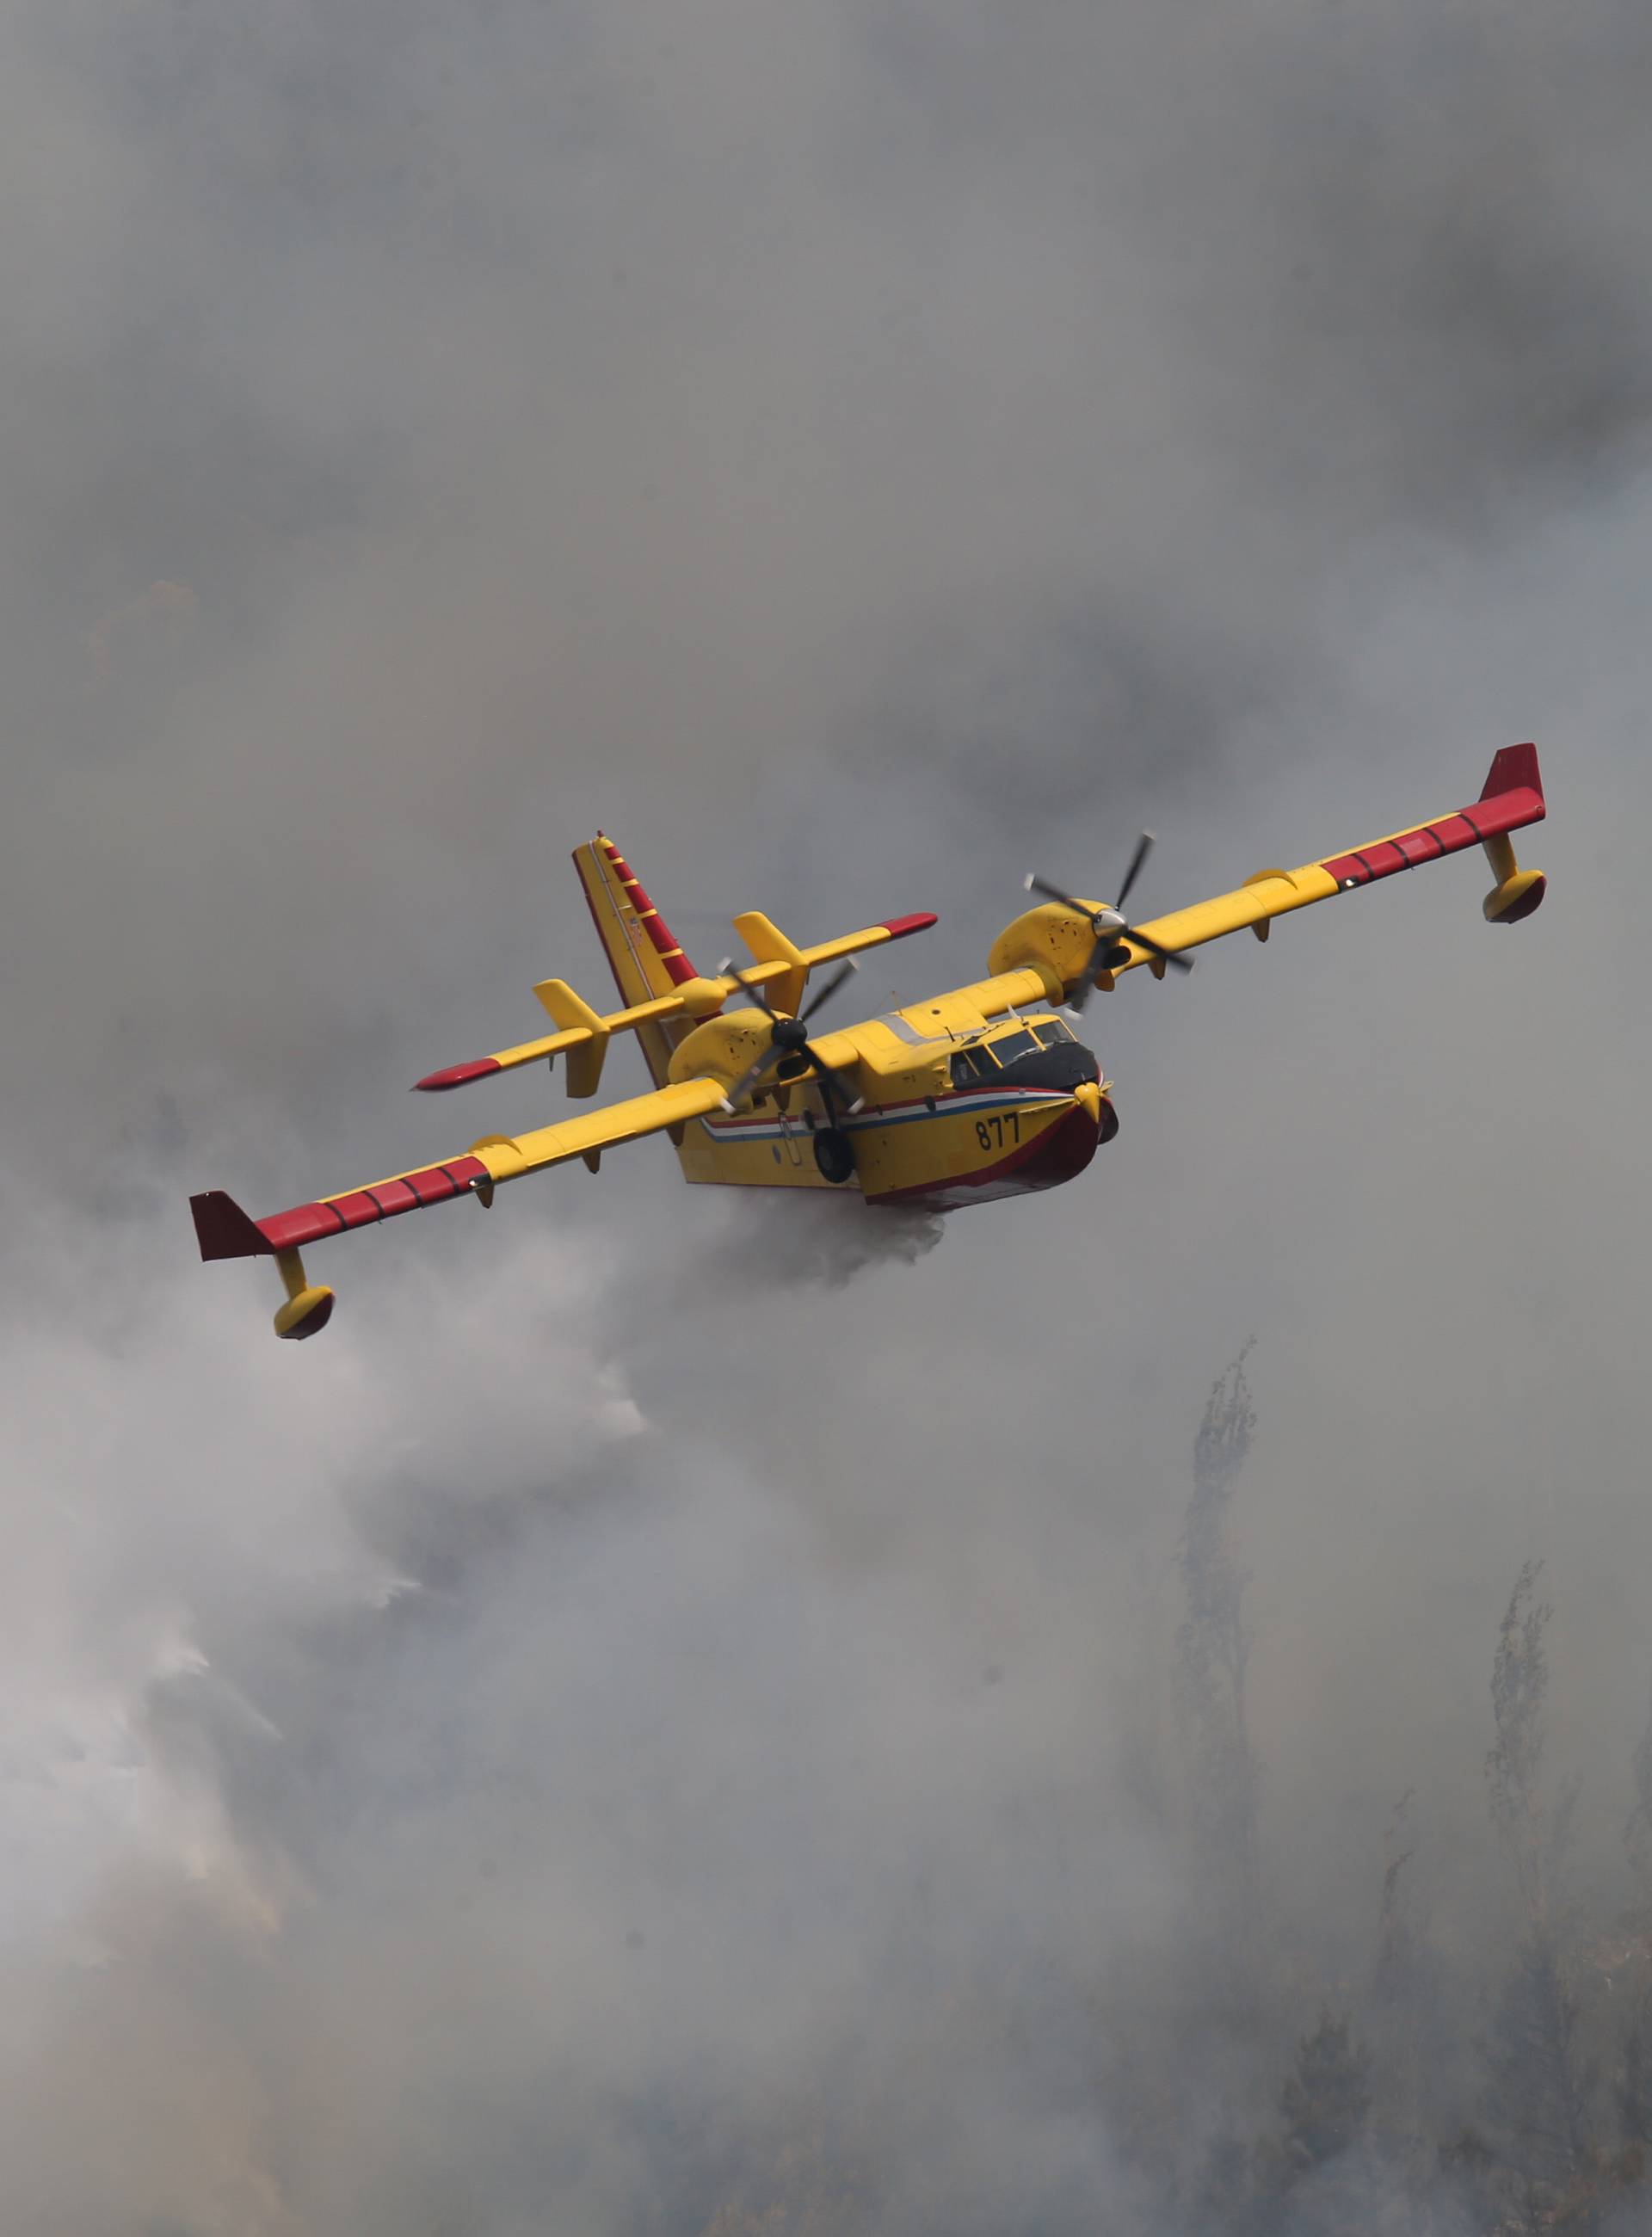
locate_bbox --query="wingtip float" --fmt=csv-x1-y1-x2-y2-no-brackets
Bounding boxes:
192,749,1545,1340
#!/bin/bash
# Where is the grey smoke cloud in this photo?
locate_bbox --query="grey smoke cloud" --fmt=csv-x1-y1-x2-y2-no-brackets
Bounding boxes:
4,0,1652,2228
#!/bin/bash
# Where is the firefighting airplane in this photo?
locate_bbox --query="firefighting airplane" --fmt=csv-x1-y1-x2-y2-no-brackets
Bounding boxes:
192,743,1546,1340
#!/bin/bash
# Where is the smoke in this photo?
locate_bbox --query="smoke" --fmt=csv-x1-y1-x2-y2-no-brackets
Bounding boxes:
6,0,1652,2228
683,1192,946,1297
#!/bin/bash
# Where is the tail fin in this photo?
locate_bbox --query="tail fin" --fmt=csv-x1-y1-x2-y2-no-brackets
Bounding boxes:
191,1188,274,1260
573,834,700,1085
1480,742,1544,810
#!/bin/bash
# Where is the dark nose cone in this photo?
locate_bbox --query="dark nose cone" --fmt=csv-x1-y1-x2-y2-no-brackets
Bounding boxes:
994,1041,1100,1093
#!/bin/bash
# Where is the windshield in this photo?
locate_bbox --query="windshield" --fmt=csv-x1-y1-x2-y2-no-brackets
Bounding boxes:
950,1046,998,1087
988,1027,1039,1065
1032,1017,1075,1045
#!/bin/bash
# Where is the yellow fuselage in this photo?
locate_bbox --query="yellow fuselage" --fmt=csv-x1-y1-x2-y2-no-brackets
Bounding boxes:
669,996,1114,1209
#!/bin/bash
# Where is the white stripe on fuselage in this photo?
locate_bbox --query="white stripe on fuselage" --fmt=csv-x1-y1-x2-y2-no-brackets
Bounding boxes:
698,1087,1070,1144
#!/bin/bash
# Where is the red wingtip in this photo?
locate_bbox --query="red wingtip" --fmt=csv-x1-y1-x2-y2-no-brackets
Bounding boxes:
1481,743,1543,805
879,912,939,940
413,1057,502,1093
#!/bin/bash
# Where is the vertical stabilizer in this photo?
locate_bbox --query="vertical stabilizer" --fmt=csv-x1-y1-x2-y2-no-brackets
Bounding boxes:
573,834,699,1086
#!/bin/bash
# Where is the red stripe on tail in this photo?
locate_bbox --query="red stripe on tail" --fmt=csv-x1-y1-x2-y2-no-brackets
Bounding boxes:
598,836,698,986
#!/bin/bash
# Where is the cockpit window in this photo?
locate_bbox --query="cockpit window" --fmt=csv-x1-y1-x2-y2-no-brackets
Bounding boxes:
989,1027,1039,1065
949,1047,998,1087
1032,1017,1075,1045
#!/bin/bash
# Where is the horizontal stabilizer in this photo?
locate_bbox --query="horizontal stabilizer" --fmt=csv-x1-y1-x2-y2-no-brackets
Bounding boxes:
412,913,937,1092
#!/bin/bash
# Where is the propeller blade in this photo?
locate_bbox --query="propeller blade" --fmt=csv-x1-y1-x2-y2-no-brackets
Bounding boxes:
1121,925,1193,974
1114,831,1155,914
723,961,783,1022
1026,838,1188,990
819,1064,864,1109
1024,872,1088,915
799,956,858,1023
1067,933,1113,1011
799,1043,861,1112
725,1044,785,1109
722,951,864,1112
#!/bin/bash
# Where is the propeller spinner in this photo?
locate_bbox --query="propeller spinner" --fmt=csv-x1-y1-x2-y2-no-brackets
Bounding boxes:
1024,831,1193,1011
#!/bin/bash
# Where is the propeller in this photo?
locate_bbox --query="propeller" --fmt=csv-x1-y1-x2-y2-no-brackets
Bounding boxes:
1023,831,1193,1010
718,957,865,1118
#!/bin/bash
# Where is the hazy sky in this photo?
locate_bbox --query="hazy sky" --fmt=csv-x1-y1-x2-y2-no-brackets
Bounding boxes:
3,3,1650,2230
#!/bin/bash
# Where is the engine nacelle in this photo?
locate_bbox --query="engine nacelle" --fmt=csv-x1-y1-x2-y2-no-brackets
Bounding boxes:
666,1008,777,1097
987,907,1094,996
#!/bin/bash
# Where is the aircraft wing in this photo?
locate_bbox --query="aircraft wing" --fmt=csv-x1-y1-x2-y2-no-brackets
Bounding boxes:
1108,743,1546,979
191,1075,730,1263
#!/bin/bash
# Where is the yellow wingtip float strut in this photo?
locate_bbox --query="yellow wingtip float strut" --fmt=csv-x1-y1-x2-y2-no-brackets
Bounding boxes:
192,747,1546,1338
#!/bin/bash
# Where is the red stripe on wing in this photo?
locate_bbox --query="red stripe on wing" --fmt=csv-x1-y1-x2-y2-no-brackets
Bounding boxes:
1324,764,1544,890
1464,786,1545,836
1322,850,1375,888
253,1155,490,1254
257,1203,347,1251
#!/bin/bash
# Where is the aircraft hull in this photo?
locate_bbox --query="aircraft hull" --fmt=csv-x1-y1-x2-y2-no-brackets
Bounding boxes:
676,1085,1112,1208
862,1092,1111,1211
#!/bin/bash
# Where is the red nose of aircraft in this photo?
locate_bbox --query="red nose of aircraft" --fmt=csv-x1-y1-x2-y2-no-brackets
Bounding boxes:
1072,1079,1120,1143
